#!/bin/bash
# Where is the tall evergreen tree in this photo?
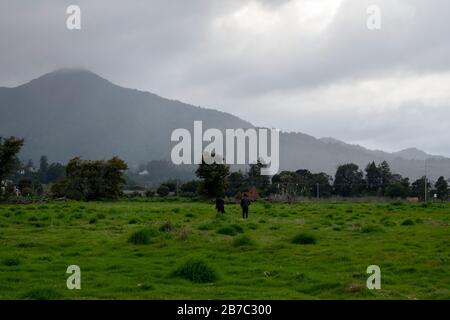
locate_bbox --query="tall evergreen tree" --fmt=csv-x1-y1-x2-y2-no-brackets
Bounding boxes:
365,161,382,195
248,160,270,195
435,176,449,200
39,155,49,183
195,154,230,198
378,161,393,195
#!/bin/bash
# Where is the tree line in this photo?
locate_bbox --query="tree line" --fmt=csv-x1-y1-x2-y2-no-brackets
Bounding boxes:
0,137,127,201
1,137,449,202
157,159,449,201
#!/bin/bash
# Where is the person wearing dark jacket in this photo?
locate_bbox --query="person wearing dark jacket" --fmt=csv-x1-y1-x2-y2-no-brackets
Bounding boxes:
240,194,251,219
215,197,225,214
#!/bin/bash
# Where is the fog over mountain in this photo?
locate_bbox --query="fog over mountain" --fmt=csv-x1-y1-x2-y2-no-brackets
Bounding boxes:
1,69,449,181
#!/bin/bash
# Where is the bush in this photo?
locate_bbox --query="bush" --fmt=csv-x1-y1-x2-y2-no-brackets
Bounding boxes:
233,235,253,247
401,219,415,226
172,259,217,283
292,233,316,245
128,229,157,245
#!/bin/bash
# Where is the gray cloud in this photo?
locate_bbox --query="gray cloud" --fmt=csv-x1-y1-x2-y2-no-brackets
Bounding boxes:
1,0,450,155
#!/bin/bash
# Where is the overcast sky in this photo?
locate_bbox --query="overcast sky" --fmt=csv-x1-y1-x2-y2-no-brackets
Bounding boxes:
1,0,450,156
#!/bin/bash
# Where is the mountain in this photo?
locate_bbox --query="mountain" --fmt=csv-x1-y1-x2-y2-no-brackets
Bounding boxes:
0,69,251,164
391,148,444,161
1,69,450,181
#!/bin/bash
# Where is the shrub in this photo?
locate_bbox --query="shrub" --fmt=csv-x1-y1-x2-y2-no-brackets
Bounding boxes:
233,235,253,247
172,259,217,283
89,218,97,224
292,233,316,245
401,219,415,226
128,229,157,245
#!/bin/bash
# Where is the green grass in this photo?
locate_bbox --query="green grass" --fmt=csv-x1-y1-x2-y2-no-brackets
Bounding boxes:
292,233,317,245
0,199,449,299
128,229,157,245
172,259,217,283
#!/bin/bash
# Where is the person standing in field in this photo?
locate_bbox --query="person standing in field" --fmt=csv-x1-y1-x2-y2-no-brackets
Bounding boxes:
215,197,225,214
240,193,251,220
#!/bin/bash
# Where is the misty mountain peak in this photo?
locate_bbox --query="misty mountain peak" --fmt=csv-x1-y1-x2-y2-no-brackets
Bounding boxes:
19,68,112,91
392,148,439,161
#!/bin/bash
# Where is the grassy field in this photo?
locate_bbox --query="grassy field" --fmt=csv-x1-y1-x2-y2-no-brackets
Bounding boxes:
0,199,449,300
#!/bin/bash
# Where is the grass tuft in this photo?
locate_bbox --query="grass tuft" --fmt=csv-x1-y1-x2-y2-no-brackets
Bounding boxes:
2,257,20,266
232,235,253,247
401,219,415,226
172,259,217,283
361,225,384,233
128,229,157,245
23,288,62,300
159,220,173,233
292,233,316,245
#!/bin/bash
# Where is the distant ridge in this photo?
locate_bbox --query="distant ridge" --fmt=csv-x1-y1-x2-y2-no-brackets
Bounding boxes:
1,69,450,180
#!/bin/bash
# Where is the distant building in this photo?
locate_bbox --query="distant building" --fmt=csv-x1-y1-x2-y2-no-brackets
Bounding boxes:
407,197,419,203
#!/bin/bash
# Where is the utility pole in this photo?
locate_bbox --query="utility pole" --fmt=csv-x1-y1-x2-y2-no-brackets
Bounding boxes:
424,161,428,202
317,183,320,200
